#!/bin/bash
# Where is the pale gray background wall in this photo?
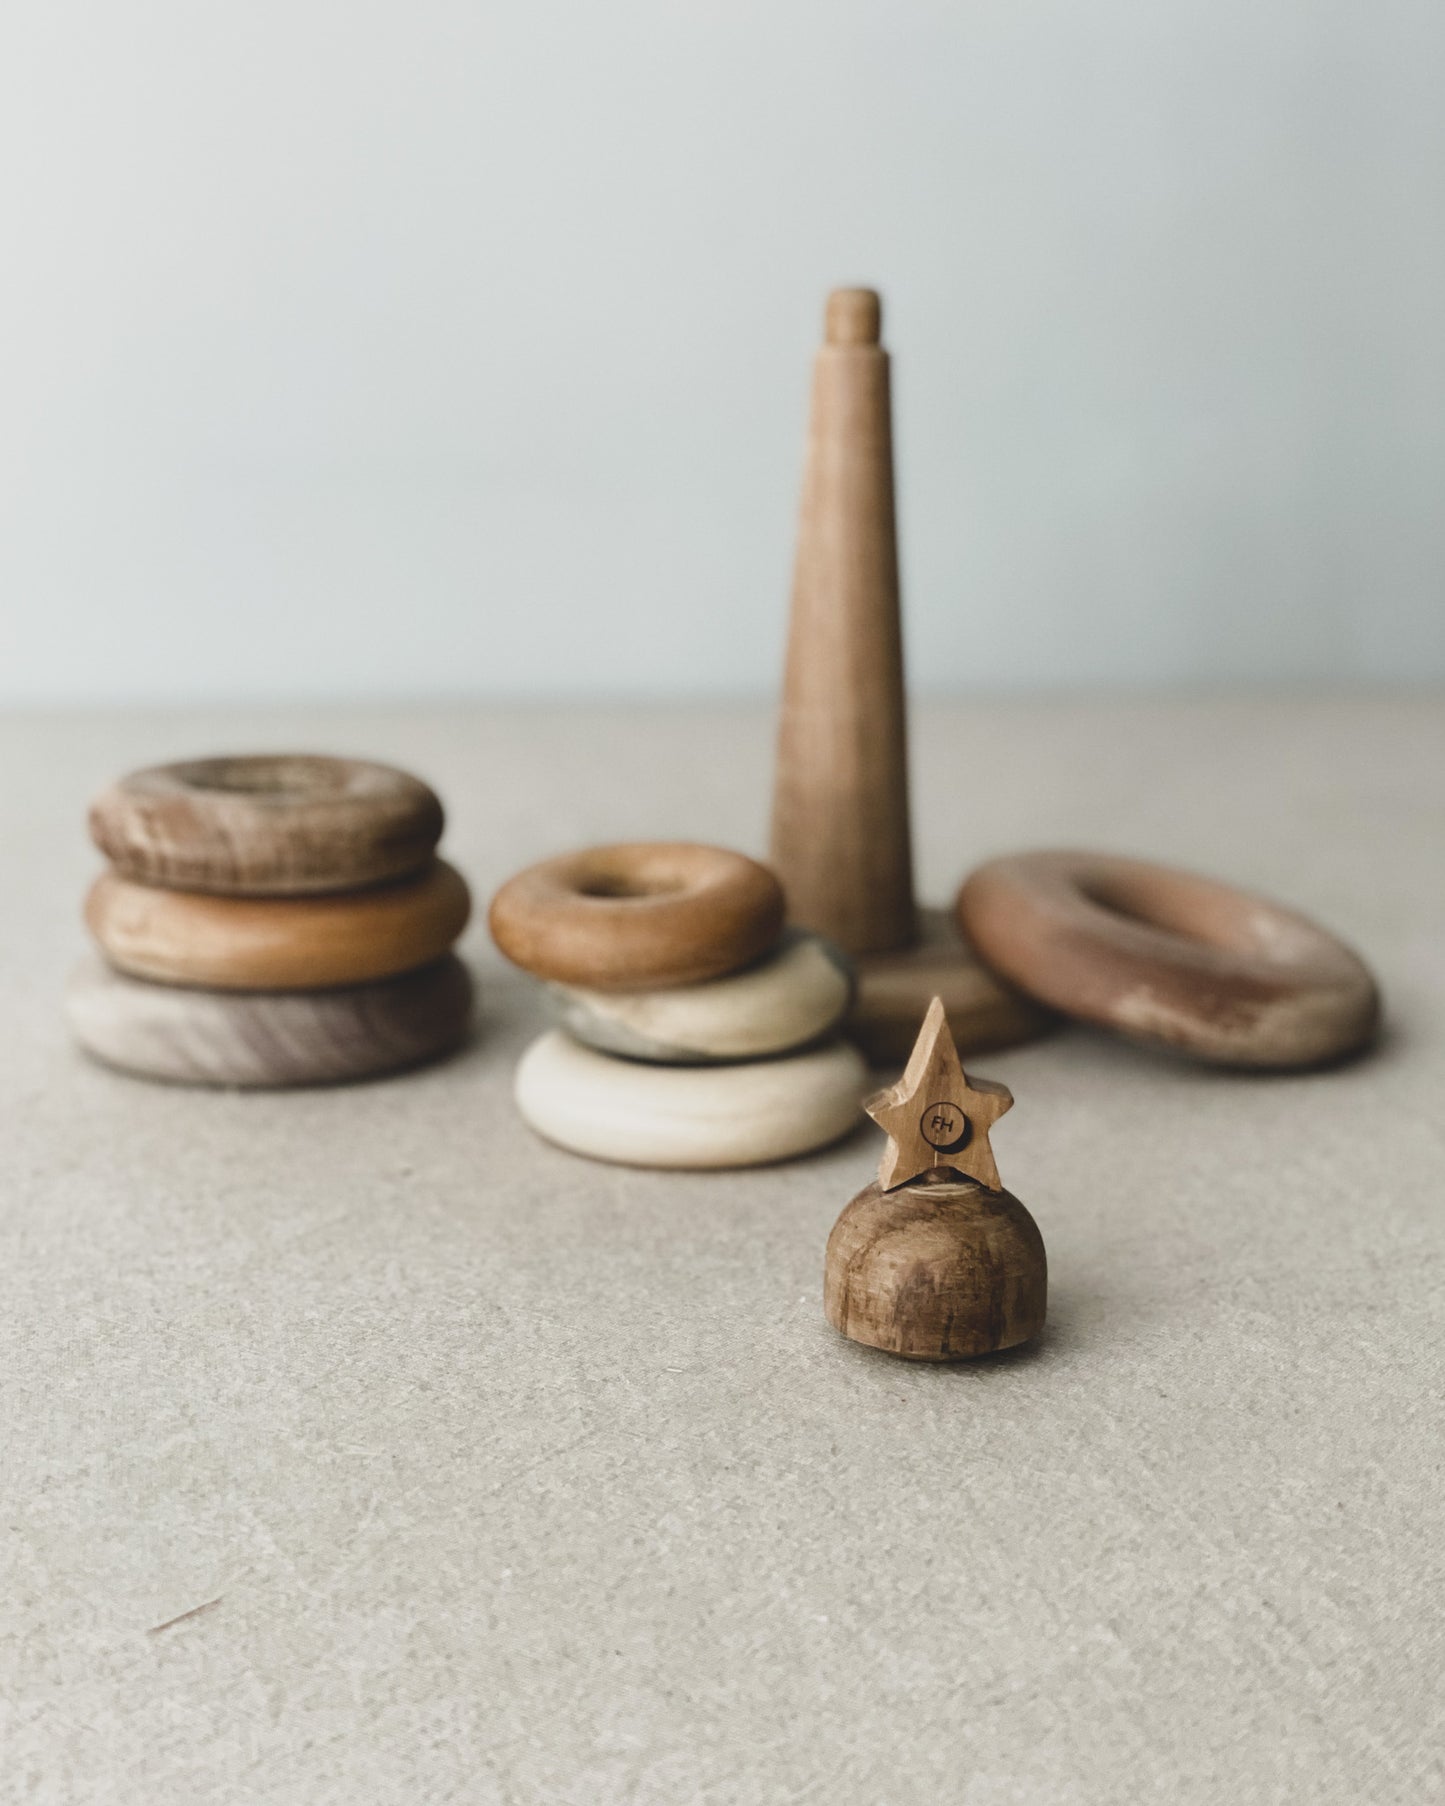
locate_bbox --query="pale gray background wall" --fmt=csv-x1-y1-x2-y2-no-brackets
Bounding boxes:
1,0,1441,704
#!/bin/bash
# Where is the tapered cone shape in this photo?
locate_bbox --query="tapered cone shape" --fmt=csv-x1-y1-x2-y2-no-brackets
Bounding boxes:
770,288,916,956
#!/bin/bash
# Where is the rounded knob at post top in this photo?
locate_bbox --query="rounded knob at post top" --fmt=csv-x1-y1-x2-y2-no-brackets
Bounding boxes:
825,287,881,347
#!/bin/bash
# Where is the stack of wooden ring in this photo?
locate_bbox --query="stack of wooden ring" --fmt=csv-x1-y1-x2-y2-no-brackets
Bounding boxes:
68,754,474,1086
489,842,869,1167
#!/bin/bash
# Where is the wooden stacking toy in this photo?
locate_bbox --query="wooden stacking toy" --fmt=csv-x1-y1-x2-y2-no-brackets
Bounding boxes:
490,842,869,1167
958,849,1380,1069
770,287,1052,1066
69,754,474,1085
824,997,1047,1360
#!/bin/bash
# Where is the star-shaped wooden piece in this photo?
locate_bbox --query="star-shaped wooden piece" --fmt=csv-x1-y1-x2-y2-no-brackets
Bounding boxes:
864,995,1014,1191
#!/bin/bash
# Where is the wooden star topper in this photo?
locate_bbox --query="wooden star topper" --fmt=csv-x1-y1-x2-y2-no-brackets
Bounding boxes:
864,996,1014,1192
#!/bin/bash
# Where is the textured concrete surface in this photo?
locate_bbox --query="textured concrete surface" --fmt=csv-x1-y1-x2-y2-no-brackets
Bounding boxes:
2,695,1442,1805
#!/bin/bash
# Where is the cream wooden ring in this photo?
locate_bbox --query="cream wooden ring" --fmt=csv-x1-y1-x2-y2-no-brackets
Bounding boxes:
489,843,785,990
89,754,444,895
67,953,472,1086
514,1030,868,1168
548,929,853,1064
957,850,1379,1068
86,859,471,992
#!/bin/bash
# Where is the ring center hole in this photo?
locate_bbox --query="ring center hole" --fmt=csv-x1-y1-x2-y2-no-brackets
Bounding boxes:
578,874,684,900
1078,880,1170,931
179,757,345,798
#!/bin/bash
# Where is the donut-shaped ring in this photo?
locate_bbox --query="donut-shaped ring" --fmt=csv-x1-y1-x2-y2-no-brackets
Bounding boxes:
488,843,785,991
89,754,444,895
86,859,472,992
548,929,854,1065
957,850,1379,1069
67,953,473,1087
515,1029,868,1168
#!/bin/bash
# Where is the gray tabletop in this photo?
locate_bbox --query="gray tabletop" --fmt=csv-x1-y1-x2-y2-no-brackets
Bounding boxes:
3,695,1442,1805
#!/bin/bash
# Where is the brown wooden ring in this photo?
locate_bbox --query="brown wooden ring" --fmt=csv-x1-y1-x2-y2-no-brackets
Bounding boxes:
957,850,1379,1069
488,843,785,990
86,858,472,992
88,754,444,896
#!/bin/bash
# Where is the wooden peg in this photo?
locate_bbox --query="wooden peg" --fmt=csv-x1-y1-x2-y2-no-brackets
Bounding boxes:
767,288,1049,1062
770,287,914,955
863,994,1013,1190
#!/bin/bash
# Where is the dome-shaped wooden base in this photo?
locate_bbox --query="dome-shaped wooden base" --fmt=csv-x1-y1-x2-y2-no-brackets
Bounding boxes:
824,1173,1046,1360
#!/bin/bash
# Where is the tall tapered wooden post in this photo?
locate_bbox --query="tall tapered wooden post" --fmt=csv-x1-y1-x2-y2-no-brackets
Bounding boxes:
769,288,1051,1064
769,288,916,954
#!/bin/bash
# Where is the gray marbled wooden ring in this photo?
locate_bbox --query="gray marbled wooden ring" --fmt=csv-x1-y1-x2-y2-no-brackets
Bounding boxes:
958,850,1379,1068
547,928,853,1064
66,952,473,1087
89,754,444,895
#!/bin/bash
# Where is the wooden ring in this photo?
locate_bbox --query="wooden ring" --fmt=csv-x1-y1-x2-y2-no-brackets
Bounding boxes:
957,850,1379,1068
548,928,853,1065
89,754,444,895
67,953,473,1086
86,858,471,991
514,1030,868,1169
488,843,785,990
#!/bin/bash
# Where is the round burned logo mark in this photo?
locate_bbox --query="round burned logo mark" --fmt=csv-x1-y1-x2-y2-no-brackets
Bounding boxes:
920,1102,970,1152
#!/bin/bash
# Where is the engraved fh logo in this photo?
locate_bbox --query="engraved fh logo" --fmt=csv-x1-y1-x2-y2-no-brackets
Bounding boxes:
920,1101,969,1151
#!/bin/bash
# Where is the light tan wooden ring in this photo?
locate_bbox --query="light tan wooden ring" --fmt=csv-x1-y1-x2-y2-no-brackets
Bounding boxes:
957,850,1379,1068
67,953,473,1087
488,843,785,990
515,1030,868,1169
88,754,444,895
86,858,472,992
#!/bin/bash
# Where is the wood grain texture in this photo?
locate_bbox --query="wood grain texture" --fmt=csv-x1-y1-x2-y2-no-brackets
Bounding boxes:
824,1173,1047,1360
847,907,1053,1066
89,754,444,896
86,858,471,991
67,952,473,1087
863,995,1013,1191
958,849,1381,1068
547,928,853,1065
769,287,915,955
489,843,784,991
514,1029,869,1170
